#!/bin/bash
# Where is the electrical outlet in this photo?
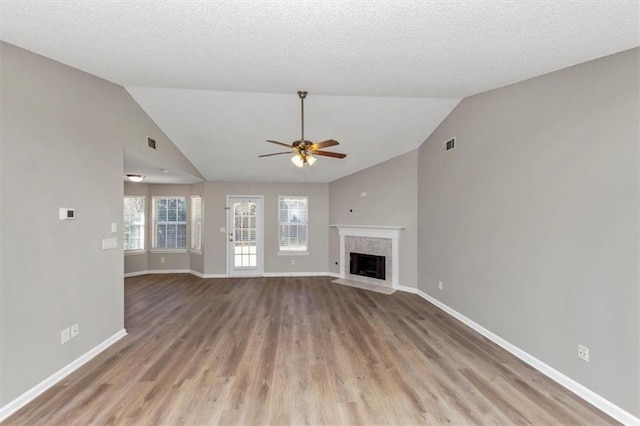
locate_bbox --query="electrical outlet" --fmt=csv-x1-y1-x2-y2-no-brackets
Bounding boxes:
438,281,443,290
61,328,70,344
160,257,165,263
71,323,79,338
578,345,589,362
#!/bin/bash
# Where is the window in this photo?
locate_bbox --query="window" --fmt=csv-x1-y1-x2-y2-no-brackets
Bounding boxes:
124,196,145,251
191,196,202,251
278,196,308,253
152,196,187,250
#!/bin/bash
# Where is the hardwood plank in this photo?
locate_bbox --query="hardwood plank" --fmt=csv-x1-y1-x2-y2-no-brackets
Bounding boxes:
4,274,618,425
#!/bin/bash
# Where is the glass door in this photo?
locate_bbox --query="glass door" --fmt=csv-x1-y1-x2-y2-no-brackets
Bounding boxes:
227,196,263,276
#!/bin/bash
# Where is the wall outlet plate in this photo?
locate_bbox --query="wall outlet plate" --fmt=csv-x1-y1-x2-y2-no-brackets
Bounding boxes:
438,281,444,290
578,345,589,362
71,323,79,338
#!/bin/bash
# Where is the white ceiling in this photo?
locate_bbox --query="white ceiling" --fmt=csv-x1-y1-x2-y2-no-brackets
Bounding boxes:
124,148,204,185
125,89,460,182
2,0,638,182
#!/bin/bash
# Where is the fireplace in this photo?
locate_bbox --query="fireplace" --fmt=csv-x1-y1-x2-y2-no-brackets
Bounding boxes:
331,225,404,290
350,252,386,280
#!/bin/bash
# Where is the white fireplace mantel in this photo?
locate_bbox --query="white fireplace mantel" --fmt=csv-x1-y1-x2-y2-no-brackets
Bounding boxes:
330,225,404,289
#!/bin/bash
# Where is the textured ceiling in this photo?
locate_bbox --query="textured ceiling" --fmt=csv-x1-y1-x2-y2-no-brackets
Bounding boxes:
1,1,638,97
2,0,638,182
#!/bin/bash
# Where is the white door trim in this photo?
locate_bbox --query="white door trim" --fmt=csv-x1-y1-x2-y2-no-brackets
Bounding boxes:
226,195,264,277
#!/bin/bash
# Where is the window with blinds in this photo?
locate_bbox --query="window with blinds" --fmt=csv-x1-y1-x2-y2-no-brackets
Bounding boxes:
124,196,145,251
191,196,202,251
152,196,187,249
278,196,308,253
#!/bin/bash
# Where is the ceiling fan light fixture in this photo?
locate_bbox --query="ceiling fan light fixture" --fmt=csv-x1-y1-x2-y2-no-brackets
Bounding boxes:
291,154,304,168
306,154,317,166
126,174,145,182
261,91,346,167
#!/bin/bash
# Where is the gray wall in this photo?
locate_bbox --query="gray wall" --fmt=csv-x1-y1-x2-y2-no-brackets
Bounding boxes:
329,151,419,288
202,182,329,275
0,42,202,407
2,43,124,406
417,48,639,415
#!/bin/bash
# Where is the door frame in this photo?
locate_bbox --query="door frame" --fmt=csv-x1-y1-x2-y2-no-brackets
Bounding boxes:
226,195,264,277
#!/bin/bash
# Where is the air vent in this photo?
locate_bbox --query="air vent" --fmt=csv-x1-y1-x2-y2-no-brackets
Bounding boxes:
443,137,455,151
147,137,157,150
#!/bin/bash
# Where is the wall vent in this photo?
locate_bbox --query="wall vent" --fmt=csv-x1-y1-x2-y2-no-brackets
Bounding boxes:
443,137,455,151
147,137,157,150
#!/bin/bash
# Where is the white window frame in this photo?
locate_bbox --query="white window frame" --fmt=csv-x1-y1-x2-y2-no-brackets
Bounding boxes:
123,196,145,253
151,196,188,252
190,195,202,253
278,195,309,255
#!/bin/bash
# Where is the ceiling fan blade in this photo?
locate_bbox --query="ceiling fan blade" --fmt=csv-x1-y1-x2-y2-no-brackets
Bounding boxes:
259,151,292,158
266,140,293,149
310,139,339,150
313,150,347,159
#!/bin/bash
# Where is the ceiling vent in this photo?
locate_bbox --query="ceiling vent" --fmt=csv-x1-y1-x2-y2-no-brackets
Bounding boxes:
147,137,157,150
443,137,455,152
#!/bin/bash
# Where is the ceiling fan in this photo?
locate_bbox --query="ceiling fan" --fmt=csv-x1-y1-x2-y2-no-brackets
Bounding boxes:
259,91,347,167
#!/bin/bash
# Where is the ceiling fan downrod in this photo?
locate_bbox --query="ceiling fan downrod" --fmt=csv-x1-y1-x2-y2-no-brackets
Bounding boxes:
298,90,307,141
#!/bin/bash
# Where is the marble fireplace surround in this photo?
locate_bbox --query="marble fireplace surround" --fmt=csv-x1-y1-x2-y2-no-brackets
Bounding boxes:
331,225,404,290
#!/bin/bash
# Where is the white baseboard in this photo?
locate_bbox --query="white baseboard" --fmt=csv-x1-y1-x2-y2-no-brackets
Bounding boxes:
124,270,148,278
125,269,191,278
189,270,227,279
327,272,341,279
397,284,418,294
125,270,335,279
0,329,127,422
147,269,191,274
398,287,639,425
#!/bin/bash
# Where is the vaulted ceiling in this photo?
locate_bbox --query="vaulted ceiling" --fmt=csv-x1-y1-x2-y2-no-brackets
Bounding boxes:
2,1,638,182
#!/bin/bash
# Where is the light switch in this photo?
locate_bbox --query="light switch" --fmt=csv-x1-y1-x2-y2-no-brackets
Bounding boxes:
102,237,118,250
111,223,117,233
219,227,226,233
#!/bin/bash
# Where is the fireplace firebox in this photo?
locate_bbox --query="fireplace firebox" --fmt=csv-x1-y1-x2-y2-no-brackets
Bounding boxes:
349,252,386,280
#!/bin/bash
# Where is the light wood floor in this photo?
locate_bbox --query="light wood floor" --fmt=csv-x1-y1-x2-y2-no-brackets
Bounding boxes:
6,274,616,425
